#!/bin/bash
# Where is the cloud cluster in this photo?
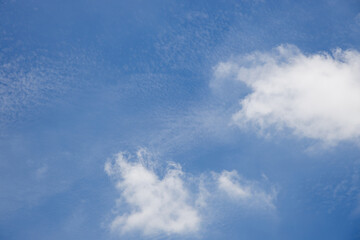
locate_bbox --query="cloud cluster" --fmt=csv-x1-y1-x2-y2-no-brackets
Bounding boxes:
105,149,276,236
214,45,360,144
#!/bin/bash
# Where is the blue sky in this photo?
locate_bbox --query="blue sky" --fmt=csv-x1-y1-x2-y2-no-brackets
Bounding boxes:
1,0,360,239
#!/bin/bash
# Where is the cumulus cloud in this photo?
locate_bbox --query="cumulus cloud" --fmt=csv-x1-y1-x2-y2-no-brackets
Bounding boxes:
105,150,200,235
214,45,360,144
105,149,277,236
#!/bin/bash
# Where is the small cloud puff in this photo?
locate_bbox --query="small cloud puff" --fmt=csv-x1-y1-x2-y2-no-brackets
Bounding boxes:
105,149,277,236
214,45,360,144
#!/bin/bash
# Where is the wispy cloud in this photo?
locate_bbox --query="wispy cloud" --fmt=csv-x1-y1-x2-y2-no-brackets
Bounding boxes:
355,13,360,26
214,44,360,145
0,52,97,130
217,170,277,209
105,149,277,236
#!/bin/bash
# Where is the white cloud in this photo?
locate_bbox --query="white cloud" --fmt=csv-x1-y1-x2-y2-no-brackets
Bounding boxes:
105,149,277,236
214,45,360,144
218,171,252,199
217,170,277,209
105,150,200,235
